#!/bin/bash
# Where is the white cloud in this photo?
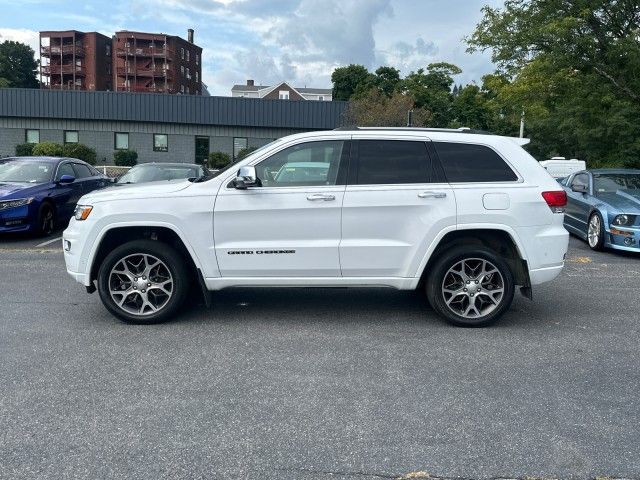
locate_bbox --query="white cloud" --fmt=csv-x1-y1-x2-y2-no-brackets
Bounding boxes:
0,28,40,54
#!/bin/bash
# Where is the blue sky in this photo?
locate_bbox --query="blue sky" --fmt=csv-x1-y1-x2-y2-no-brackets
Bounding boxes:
0,0,504,96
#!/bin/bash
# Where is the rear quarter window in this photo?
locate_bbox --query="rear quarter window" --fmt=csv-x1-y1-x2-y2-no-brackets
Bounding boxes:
434,142,518,183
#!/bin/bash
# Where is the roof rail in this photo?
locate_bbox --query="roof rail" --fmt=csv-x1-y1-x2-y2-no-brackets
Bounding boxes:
333,126,493,135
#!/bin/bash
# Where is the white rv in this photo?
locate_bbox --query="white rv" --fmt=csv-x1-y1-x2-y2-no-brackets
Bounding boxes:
539,157,586,178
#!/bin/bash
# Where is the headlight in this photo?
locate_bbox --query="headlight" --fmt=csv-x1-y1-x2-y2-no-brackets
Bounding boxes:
612,214,635,226
0,198,34,211
74,205,93,221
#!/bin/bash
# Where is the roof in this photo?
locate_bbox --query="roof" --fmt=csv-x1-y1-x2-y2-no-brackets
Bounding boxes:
590,169,640,174
0,89,348,130
2,156,66,163
232,84,332,95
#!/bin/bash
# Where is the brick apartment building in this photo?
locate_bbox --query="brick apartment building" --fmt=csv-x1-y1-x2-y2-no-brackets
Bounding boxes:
39,29,202,95
39,30,112,91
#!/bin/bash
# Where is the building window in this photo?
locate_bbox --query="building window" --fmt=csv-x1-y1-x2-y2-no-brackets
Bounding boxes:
186,86,190,94
186,68,190,79
181,65,185,77
195,53,199,65
318,96,324,101
106,44,111,56
114,132,129,150
186,50,190,62
279,90,289,100
181,47,184,59
195,71,198,82
153,134,168,152
180,85,185,94
64,130,79,144
233,137,248,160
25,129,40,144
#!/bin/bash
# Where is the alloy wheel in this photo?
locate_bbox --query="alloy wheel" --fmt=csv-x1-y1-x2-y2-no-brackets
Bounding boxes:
441,258,505,319
108,253,174,316
588,215,600,248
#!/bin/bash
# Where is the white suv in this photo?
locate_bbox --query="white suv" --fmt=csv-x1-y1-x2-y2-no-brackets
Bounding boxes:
63,128,569,327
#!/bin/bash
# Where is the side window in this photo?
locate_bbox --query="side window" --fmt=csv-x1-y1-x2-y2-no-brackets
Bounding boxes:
72,163,92,179
256,140,345,187
56,163,75,180
356,140,430,185
571,173,589,190
434,142,518,182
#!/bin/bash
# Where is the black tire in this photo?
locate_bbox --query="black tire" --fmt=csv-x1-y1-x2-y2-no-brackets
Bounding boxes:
36,201,56,237
97,239,190,324
587,212,605,251
425,246,515,327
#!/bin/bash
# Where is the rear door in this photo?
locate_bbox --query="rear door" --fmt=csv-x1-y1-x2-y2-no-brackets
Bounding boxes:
340,137,456,277
54,162,83,218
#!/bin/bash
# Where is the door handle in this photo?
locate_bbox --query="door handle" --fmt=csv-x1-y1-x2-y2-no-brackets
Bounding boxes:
307,194,335,201
418,191,447,199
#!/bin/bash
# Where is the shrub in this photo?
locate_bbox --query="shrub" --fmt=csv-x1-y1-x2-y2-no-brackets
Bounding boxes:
15,143,34,156
114,149,138,167
236,146,258,161
32,142,64,157
62,143,97,165
208,151,231,169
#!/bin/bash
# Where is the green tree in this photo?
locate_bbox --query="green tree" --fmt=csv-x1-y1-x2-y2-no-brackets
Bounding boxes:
343,90,432,127
0,41,38,88
331,64,372,101
62,144,97,165
208,151,231,169
236,146,258,161
32,142,64,157
114,150,138,167
15,143,34,156
373,66,401,97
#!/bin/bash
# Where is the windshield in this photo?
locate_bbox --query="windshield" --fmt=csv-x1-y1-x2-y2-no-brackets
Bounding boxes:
118,165,201,184
593,173,640,193
0,161,54,183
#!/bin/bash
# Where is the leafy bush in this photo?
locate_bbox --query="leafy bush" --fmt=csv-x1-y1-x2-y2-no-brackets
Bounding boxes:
236,146,258,161
62,143,97,165
114,149,138,167
208,151,231,169
15,143,34,156
32,142,64,157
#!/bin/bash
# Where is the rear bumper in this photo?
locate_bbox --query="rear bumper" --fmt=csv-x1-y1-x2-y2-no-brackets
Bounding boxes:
529,264,564,285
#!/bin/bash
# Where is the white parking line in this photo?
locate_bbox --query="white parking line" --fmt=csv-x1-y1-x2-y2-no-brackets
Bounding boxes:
35,236,62,248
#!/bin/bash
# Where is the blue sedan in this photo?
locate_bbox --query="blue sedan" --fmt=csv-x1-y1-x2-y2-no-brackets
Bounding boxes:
562,168,640,252
0,156,109,235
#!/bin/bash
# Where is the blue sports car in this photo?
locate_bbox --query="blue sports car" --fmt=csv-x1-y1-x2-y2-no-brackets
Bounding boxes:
0,156,109,235
562,168,640,252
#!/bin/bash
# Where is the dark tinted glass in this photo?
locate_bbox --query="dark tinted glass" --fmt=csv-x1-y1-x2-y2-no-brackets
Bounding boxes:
434,142,517,182
57,163,75,180
72,163,92,179
357,140,429,184
571,173,589,189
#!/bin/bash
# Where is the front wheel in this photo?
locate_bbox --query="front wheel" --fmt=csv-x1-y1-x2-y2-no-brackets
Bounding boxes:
587,212,605,251
36,202,56,236
97,240,190,324
426,246,515,327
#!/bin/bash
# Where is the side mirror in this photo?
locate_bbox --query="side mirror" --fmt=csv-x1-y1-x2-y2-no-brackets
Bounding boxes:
58,174,76,185
233,166,258,189
571,184,588,194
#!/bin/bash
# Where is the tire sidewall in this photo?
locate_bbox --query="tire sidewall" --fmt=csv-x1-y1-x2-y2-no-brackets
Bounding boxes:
37,202,56,236
97,240,189,324
426,246,515,327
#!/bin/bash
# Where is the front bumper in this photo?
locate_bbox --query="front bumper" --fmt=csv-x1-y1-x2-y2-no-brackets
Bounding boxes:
0,205,36,232
605,226,640,252
63,218,93,286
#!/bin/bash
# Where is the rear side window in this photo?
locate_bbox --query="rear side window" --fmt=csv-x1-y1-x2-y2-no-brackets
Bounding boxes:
72,163,92,179
356,140,430,184
434,142,517,182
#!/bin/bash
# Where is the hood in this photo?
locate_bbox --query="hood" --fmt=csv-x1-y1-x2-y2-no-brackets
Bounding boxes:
0,182,46,199
597,190,640,213
80,179,193,203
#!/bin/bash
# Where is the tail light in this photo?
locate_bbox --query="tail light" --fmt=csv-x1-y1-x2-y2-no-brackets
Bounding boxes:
542,191,567,213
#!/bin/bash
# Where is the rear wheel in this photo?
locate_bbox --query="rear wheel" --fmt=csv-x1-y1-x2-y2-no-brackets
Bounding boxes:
426,246,515,327
36,202,56,236
97,240,190,324
587,212,605,251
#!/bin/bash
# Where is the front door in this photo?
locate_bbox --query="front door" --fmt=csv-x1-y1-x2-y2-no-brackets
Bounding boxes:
340,138,456,277
564,172,591,234
195,136,210,165
214,138,350,277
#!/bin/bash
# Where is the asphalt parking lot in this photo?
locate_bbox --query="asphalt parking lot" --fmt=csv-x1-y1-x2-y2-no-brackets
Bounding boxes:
1,234,639,480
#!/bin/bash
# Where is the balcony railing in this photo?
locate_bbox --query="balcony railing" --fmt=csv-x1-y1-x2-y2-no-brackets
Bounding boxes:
116,84,175,93
116,47,173,58
116,66,173,78
41,64,86,76
41,45,85,56
42,83,85,91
